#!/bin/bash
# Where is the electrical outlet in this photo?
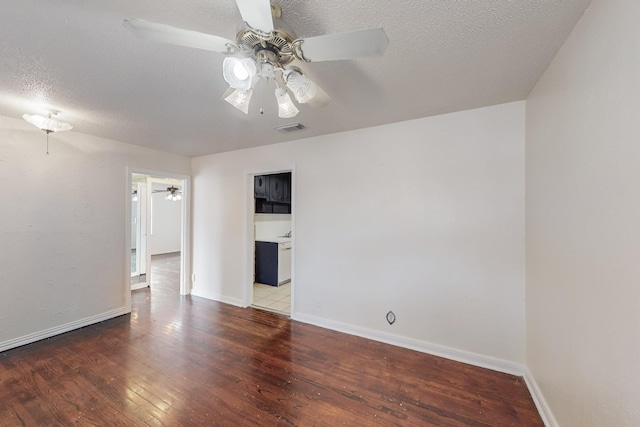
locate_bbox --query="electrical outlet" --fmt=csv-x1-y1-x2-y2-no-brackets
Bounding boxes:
192,274,196,283
386,311,396,325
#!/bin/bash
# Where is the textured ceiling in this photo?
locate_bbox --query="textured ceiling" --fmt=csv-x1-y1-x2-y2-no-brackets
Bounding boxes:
0,0,591,157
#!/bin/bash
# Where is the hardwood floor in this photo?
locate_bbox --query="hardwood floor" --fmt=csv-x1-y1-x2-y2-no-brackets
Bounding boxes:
0,253,543,426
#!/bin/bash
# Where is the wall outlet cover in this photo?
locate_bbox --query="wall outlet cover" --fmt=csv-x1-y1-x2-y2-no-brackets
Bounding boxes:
386,311,396,325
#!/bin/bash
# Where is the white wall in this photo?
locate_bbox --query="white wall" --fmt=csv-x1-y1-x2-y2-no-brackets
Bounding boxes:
254,214,291,240
149,182,182,255
0,114,190,350
192,101,526,369
525,0,640,425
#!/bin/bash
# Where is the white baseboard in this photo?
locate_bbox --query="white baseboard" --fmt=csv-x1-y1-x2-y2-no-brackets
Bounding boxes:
524,368,557,427
131,282,148,291
293,312,524,376
0,307,130,353
191,289,244,307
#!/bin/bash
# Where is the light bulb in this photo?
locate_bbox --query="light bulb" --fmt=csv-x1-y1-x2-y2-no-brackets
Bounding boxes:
223,57,256,91
233,62,249,80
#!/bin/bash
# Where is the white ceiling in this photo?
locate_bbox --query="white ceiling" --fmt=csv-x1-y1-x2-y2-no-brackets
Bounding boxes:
0,0,591,157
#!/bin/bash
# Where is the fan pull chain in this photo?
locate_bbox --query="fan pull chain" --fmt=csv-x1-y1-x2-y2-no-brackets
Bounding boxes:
260,77,267,115
46,131,50,155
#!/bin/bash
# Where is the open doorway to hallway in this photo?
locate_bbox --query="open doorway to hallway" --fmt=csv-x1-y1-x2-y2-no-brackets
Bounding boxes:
129,171,189,295
251,172,293,315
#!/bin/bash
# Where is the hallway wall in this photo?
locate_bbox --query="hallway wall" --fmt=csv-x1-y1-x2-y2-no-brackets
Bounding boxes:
0,114,190,350
526,0,640,425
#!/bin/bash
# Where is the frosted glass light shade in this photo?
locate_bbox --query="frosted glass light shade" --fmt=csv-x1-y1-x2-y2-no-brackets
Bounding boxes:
22,114,72,133
275,87,299,118
222,57,256,90
224,88,253,114
284,70,317,104
283,69,330,107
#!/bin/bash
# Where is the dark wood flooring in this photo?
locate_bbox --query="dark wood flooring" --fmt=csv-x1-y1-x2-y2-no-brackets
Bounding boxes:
0,253,543,426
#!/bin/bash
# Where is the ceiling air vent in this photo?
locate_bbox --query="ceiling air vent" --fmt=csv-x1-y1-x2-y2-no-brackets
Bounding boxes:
275,123,305,133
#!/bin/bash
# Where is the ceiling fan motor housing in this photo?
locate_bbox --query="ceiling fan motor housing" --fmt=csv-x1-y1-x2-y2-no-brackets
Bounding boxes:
236,27,296,67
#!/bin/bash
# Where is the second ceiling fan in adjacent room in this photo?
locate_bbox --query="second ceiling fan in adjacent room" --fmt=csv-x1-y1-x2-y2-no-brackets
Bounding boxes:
152,186,182,202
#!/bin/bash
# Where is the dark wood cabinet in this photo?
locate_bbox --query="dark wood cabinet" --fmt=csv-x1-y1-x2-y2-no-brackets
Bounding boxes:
269,174,285,203
283,173,291,203
254,175,269,199
255,172,291,214
255,241,291,287
272,203,289,214
255,199,273,213
255,241,278,286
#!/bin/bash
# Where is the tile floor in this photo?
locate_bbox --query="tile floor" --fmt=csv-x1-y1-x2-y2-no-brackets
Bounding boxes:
253,282,291,315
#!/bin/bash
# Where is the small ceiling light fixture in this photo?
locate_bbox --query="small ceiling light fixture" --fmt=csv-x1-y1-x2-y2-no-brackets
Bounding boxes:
22,111,73,154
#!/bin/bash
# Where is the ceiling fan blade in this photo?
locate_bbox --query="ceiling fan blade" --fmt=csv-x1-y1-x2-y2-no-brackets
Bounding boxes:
235,0,274,33
123,19,236,54
306,82,331,108
296,28,389,62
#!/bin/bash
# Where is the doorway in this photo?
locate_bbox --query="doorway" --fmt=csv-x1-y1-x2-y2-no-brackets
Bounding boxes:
128,170,191,296
131,176,148,289
250,171,293,315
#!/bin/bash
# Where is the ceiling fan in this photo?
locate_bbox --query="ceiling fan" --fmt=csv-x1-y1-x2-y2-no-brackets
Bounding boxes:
123,0,389,118
152,186,182,201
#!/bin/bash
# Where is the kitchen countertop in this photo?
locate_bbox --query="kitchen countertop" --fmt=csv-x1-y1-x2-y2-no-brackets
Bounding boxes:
256,237,291,244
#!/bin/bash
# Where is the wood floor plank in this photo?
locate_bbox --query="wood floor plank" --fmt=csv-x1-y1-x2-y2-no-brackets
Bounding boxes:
0,253,543,426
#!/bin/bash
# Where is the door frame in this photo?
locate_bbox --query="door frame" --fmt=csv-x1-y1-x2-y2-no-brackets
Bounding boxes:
244,165,296,316
131,181,147,279
126,168,191,306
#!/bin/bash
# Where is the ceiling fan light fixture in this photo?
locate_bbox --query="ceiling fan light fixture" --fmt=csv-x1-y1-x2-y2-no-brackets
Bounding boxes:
124,2,389,118
224,87,253,114
222,56,256,90
275,87,299,118
22,113,73,133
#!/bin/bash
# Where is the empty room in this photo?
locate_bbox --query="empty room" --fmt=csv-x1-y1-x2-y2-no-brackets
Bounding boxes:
0,1,638,426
